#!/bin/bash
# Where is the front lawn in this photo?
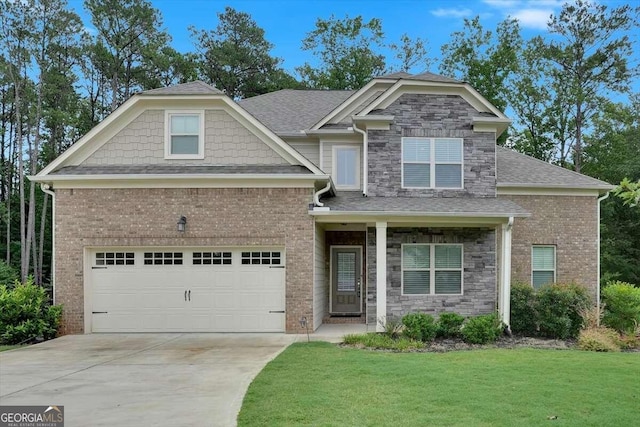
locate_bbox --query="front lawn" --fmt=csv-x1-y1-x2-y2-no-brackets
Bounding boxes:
239,342,639,426
0,344,24,352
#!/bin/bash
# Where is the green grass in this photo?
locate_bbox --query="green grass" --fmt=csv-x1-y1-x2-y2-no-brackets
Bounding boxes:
0,344,24,352
238,342,640,427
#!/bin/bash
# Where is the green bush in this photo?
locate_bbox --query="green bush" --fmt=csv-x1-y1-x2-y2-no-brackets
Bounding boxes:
461,314,503,344
381,316,403,339
577,327,621,352
602,281,640,334
0,260,18,287
342,333,424,351
436,312,465,338
536,283,591,339
402,313,437,342
510,282,538,336
0,279,62,345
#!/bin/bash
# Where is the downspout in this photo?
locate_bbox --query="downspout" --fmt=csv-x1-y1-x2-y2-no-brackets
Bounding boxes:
313,181,332,207
596,191,610,325
40,184,55,304
352,122,367,196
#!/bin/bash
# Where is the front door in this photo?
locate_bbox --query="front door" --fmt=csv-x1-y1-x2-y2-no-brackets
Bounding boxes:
331,247,362,314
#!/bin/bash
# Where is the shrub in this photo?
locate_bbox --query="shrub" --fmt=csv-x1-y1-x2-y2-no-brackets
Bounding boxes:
461,314,503,344
536,283,591,339
578,327,621,352
402,313,437,342
602,281,640,334
0,260,18,288
0,279,62,345
380,316,403,339
436,312,465,338
342,333,424,351
510,282,538,336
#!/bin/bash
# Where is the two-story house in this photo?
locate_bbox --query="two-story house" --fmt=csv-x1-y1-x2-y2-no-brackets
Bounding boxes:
32,72,612,335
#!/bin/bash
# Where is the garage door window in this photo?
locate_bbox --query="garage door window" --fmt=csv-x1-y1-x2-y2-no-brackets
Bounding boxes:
241,251,281,265
193,252,232,265
96,252,135,266
144,252,183,265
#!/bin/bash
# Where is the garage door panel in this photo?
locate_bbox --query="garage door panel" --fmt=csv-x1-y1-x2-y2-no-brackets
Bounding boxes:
90,248,285,333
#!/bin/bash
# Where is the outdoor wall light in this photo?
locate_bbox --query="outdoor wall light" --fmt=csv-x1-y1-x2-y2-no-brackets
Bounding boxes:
177,216,187,232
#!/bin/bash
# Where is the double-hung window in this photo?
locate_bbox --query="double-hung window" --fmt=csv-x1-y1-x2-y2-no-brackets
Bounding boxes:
402,137,463,188
532,245,555,288
165,110,204,159
402,244,463,295
333,146,360,189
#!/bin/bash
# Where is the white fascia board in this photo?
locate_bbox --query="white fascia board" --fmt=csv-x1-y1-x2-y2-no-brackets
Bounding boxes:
351,115,394,130
310,210,530,221
497,184,614,194
310,79,397,130
304,129,356,135
473,116,511,135
33,174,328,189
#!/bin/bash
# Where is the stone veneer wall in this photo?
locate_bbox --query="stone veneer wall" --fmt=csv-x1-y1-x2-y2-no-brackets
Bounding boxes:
367,94,496,198
497,194,599,298
55,187,314,334
366,227,496,324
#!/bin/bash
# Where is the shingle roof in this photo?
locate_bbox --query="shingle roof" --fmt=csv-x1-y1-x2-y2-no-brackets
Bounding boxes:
238,89,354,133
496,147,613,189
141,81,224,96
405,72,462,84
320,192,529,217
50,165,312,175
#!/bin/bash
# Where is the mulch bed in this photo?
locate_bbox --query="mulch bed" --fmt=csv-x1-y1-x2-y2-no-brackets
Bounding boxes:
425,336,576,352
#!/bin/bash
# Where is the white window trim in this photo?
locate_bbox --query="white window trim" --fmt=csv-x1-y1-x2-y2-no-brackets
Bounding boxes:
332,145,361,190
401,137,464,189
164,110,205,159
531,245,556,287
401,243,464,296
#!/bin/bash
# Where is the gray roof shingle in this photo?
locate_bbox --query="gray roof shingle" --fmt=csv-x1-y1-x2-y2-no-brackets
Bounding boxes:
496,147,613,189
51,165,312,175
141,81,224,96
238,89,353,133
321,191,529,217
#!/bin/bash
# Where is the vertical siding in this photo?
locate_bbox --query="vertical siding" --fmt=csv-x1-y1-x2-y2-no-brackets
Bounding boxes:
313,223,327,330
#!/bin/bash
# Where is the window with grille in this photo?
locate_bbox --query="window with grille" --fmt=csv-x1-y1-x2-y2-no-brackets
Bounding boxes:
402,244,463,295
241,251,281,265
193,252,232,265
143,252,183,265
532,246,555,288
402,137,463,189
95,252,135,266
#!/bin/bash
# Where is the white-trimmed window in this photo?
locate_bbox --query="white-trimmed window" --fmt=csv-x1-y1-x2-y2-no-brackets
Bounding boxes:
402,137,463,189
532,245,555,288
333,146,360,189
165,110,205,159
402,244,463,295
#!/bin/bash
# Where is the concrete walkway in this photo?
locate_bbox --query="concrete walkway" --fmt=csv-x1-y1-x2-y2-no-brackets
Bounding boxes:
0,334,295,427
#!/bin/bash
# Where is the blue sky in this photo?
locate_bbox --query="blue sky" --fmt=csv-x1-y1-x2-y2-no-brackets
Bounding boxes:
68,0,637,79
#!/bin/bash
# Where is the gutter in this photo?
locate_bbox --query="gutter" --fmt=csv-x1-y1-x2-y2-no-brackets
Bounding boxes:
596,191,610,324
313,182,332,207
352,122,368,196
40,184,55,305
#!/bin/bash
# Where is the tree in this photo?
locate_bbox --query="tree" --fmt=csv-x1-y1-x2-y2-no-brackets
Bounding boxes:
544,0,639,173
297,15,386,90
388,34,432,73
190,7,300,99
440,17,522,114
615,179,640,208
85,0,170,111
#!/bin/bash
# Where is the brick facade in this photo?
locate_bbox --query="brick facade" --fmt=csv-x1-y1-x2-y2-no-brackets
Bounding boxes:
55,187,314,334
366,227,496,324
367,94,496,198
498,194,599,298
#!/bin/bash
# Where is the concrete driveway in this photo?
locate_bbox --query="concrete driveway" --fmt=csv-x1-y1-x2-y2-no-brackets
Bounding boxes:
0,334,295,426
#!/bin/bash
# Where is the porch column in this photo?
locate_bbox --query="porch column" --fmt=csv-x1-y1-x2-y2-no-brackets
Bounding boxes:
376,221,387,332
499,217,514,329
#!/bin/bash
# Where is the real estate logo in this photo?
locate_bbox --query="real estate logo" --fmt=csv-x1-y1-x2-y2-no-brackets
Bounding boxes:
0,405,64,427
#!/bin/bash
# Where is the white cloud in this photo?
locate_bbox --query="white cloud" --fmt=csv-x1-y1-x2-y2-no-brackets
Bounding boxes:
482,0,520,7
430,8,473,18
512,8,553,30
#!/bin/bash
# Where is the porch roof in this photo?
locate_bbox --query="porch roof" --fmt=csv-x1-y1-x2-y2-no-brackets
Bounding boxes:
313,192,529,219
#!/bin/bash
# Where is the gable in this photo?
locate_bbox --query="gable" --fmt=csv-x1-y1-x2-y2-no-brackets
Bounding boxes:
82,109,288,166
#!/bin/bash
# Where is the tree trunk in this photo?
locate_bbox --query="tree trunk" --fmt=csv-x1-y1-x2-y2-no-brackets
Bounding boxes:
574,102,583,173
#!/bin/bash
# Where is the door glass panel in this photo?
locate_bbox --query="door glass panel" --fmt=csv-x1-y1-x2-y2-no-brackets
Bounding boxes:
337,252,356,292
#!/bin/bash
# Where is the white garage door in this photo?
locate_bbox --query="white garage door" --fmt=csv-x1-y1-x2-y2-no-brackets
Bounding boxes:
89,248,285,332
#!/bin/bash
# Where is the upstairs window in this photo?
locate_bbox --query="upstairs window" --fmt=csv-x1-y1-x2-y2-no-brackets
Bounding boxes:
165,110,204,159
333,146,360,189
402,138,463,189
532,246,556,288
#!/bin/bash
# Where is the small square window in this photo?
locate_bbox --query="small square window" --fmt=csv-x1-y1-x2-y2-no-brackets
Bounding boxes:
165,111,204,159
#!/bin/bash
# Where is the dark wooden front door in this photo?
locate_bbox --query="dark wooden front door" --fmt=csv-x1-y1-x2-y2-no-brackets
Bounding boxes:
331,247,362,314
